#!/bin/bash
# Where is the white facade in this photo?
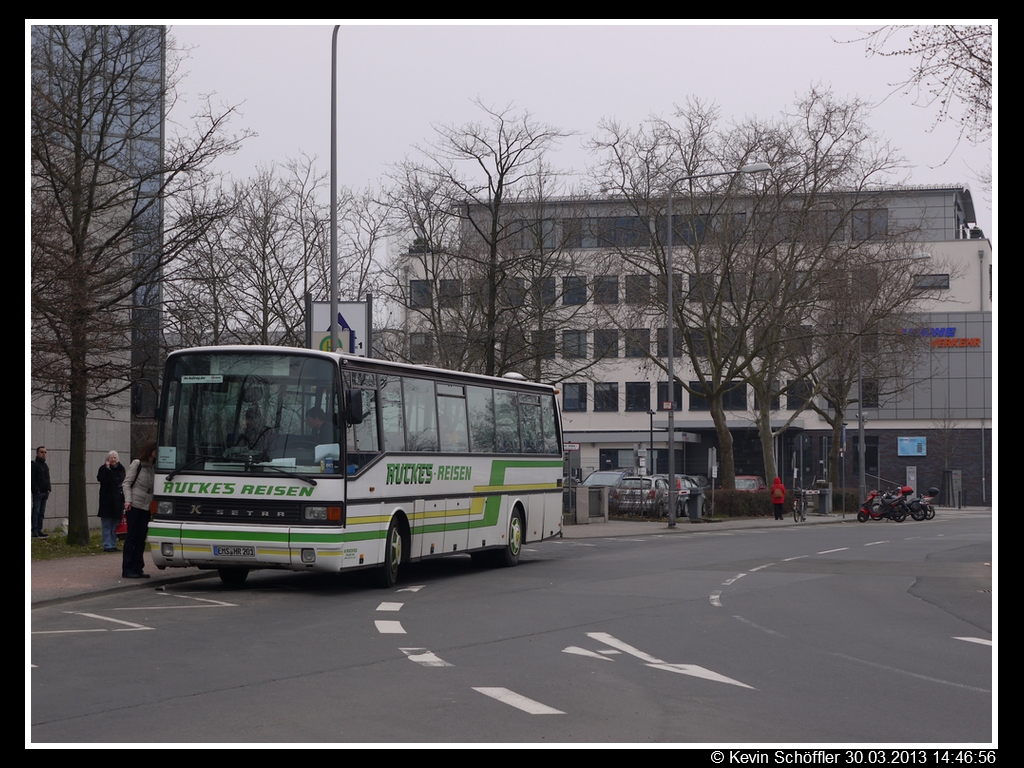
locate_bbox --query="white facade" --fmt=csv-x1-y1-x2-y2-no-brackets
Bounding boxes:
396,184,992,503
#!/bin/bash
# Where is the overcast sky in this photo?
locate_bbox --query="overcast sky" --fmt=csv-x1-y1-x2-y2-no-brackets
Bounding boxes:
168,22,995,237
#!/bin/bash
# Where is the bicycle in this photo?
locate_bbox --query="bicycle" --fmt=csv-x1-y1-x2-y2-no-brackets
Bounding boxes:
792,492,806,522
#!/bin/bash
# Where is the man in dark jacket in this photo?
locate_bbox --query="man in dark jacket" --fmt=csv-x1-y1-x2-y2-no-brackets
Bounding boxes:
31,446,51,538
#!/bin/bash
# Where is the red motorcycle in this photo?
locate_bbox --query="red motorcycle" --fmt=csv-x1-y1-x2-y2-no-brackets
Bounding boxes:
857,486,912,523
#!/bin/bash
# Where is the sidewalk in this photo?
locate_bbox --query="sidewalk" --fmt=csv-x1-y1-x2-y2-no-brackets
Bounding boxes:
31,507,989,607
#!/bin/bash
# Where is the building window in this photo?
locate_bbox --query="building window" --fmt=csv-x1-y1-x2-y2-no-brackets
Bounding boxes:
625,382,650,412
688,381,710,411
563,275,587,305
533,276,556,307
532,329,556,359
439,279,461,309
852,209,888,241
594,382,619,412
860,378,879,409
594,329,618,359
656,273,684,304
409,280,431,308
914,273,950,290
410,333,433,363
786,379,811,411
502,277,526,307
624,328,650,358
594,275,618,304
563,383,587,412
656,327,683,358
563,330,587,359
723,382,748,410
658,381,683,411
513,218,556,251
625,274,650,305
852,436,879,476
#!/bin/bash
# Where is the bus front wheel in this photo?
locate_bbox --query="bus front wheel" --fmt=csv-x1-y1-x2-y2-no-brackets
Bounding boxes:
378,518,403,588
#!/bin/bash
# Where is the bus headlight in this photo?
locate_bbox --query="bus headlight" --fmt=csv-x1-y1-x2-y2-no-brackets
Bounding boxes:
304,506,343,522
160,543,174,557
304,506,327,521
157,500,174,516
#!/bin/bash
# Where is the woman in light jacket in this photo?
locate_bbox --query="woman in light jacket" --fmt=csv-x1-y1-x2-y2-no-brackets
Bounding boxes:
121,440,157,579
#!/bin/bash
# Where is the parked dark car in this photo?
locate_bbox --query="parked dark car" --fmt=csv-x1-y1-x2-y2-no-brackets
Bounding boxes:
615,475,670,516
652,473,706,515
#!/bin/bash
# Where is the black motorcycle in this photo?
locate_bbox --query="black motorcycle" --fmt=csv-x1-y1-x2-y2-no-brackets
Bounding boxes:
907,486,939,521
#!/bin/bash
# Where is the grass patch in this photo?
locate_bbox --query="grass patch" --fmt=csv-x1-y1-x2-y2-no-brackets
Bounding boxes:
31,530,120,561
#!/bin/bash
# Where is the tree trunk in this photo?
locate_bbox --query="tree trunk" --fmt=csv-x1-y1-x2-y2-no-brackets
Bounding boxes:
66,345,90,546
757,407,777,483
708,396,735,489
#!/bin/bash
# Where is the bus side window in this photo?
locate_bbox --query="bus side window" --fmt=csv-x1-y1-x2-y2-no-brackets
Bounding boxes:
380,376,406,452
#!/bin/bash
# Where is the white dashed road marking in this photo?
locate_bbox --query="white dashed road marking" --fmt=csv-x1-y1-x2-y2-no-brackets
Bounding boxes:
472,687,565,715
400,647,452,666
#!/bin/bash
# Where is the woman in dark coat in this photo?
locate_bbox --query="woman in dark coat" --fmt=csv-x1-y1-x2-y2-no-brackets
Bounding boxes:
121,441,157,578
97,451,126,552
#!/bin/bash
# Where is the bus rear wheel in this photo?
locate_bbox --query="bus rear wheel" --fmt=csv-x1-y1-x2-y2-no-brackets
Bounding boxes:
496,508,523,568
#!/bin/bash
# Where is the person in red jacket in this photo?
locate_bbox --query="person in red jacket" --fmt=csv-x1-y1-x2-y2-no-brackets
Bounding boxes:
771,477,786,520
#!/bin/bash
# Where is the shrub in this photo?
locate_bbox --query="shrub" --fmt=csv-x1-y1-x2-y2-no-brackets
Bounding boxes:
710,489,774,518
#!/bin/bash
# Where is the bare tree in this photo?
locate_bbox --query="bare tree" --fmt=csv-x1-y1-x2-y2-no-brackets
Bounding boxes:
844,25,992,146
588,90,915,488
31,25,248,544
386,101,574,378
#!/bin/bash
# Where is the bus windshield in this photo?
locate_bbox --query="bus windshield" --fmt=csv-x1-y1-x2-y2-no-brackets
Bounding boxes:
159,351,341,475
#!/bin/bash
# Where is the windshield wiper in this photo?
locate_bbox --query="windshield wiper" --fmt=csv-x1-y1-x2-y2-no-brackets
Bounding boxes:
252,461,318,486
166,455,219,482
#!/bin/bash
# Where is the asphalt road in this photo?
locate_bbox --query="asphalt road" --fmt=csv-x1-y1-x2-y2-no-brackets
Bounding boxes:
29,510,993,745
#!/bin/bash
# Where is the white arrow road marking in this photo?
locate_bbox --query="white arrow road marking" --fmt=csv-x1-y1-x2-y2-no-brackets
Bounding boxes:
710,591,723,607
31,612,154,634
472,687,564,715
397,585,424,593
953,636,992,646
646,663,755,688
586,632,754,689
374,620,406,634
562,646,614,661
116,593,236,609
400,647,452,666
722,573,746,586
377,602,403,612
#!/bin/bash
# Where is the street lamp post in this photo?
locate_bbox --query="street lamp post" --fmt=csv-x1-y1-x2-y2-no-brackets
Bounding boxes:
648,409,656,475
665,163,771,527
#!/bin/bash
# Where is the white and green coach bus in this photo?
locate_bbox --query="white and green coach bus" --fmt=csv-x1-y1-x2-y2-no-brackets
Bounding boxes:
149,346,564,587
